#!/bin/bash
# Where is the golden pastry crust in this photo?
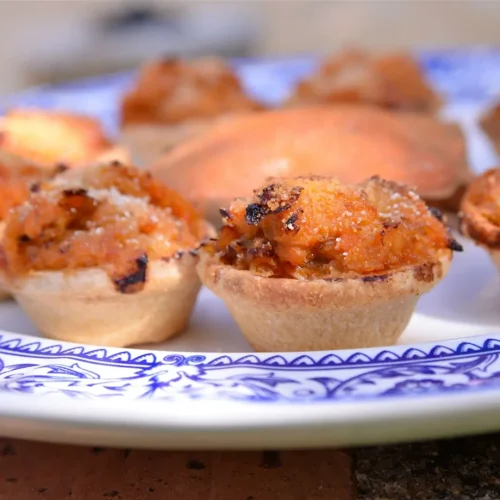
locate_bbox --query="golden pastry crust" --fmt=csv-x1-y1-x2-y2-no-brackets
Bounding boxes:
460,168,500,249
0,109,128,167
121,57,264,126
480,103,500,156
151,106,472,225
287,49,442,112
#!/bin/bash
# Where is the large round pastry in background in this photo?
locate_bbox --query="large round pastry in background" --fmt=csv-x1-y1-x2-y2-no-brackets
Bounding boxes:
150,106,472,225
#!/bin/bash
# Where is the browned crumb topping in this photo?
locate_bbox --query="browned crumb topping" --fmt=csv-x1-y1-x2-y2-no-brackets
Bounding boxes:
0,109,113,166
288,49,441,112
207,176,459,279
0,160,60,221
3,163,205,293
460,168,500,248
121,57,264,125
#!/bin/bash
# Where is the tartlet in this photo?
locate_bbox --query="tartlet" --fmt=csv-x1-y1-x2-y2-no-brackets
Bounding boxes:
0,108,129,168
120,57,264,165
460,167,500,271
151,106,472,225
1,162,209,347
286,49,442,112
0,151,64,300
480,103,500,156
198,176,461,352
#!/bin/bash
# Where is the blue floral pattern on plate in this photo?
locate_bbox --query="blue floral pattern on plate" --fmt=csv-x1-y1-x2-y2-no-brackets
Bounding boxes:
1,49,500,404
1,334,500,402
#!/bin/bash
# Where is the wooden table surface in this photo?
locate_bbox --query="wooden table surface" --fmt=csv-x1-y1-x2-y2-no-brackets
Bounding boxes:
1,433,499,500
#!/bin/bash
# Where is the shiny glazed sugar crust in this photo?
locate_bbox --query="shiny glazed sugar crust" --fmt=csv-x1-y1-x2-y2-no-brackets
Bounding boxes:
2,163,205,293
121,57,264,126
207,176,459,279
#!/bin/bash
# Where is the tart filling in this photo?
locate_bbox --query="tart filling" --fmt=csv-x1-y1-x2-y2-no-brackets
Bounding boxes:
120,57,264,164
287,49,441,113
0,109,128,167
206,176,460,280
0,153,62,300
460,168,500,250
0,154,62,222
2,163,205,292
121,57,263,127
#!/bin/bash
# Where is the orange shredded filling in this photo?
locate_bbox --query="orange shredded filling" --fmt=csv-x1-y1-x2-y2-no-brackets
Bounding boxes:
121,58,263,125
3,164,205,289
0,109,111,166
289,50,440,112
463,168,500,227
0,160,60,221
207,176,453,279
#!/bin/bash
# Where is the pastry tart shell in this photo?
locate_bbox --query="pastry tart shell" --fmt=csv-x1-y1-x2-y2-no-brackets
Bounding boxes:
4,255,201,347
197,251,452,352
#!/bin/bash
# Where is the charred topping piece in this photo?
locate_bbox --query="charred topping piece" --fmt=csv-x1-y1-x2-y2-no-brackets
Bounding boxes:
55,163,70,174
114,253,148,294
219,208,233,220
245,203,266,225
361,274,389,282
448,238,463,252
247,239,274,258
284,210,303,233
17,234,31,243
245,184,303,225
429,206,444,222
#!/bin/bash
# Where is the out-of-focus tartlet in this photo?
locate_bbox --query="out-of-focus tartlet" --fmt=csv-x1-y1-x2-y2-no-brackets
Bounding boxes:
480,103,500,156
0,151,64,300
0,162,210,347
460,168,500,271
198,176,461,352
152,106,472,225
0,109,129,168
120,57,264,165
286,49,442,113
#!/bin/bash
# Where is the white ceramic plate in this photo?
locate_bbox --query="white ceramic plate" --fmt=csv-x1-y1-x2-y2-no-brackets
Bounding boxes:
1,50,500,450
